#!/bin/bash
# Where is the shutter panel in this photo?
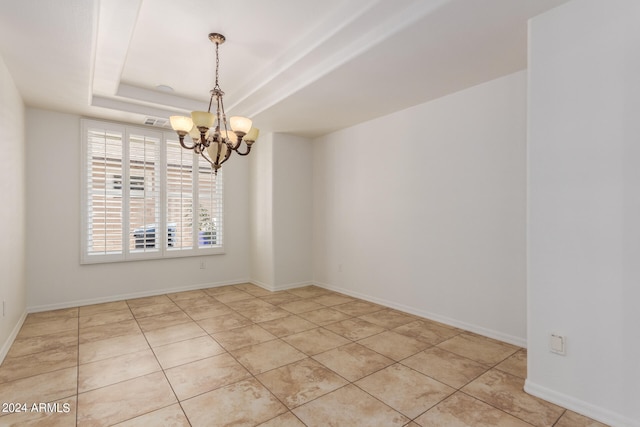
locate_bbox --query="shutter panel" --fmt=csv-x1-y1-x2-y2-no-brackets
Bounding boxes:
197,156,223,248
166,138,194,250
86,128,124,257
128,133,161,253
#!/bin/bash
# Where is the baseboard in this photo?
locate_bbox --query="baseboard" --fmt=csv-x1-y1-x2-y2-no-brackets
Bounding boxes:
0,309,28,365
524,380,638,427
313,281,526,348
27,278,252,313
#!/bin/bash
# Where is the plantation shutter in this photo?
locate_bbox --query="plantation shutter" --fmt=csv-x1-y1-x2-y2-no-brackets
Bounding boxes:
85,127,124,259
197,155,224,247
82,119,224,263
128,133,161,254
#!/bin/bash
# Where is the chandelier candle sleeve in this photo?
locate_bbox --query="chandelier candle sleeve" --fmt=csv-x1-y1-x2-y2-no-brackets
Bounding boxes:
169,32,258,174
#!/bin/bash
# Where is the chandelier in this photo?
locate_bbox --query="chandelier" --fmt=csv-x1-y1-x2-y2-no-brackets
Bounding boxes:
170,33,258,174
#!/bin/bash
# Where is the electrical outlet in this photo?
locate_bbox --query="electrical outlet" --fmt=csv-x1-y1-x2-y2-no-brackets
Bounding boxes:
199,260,206,269
550,333,566,355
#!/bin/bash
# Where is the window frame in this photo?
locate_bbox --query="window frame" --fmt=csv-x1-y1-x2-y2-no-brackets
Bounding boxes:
80,119,225,264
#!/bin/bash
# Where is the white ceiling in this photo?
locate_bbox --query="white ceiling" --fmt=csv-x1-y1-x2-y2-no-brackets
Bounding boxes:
0,0,569,137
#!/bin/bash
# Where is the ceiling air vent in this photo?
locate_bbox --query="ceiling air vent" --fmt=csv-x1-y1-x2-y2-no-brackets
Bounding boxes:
144,117,169,128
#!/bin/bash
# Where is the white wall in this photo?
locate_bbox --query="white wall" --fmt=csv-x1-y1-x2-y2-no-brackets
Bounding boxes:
313,71,527,345
25,108,251,310
527,1,640,425
249,132,275,288
249,133,313,290
0,54,27,360
273,134,313,288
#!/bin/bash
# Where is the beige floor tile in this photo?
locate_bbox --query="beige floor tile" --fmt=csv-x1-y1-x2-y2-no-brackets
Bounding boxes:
213,289,254,303
298,307,352,325
113,403,190,426
324,318,386,340
0,345,77,383
79,308,134,328
0,287,589,427
333,300,385,317
393,319,460,345
279,299,326,314
401,347,489,389
240,305,292,323
129,302,181,319
226,297,272,311
462,369,565,427
79,300,130,316
257,358,348,409
437,333,519,365
78,348,161,392
242,286,273,297
286,286,331,298
311,293,356,306
293,384,409,427
358,330,430,361
173,295,220,310
153,335,225,369
197,311,253,333
312,343,394,382
77,371,177,426
257,411,306,427
495,349,527,379
181,378,287,427
359,309,415,329
17,317,78,339
23,307,78,325
79,319,141,344
259,315,317,337
554,410,610,427
126,294,173,308
211,324,277,350
282,327,351,356
136,310,192,332
230,339,307,375
166,289,210,302
415,392,533,427
142,321,207,347
260,292,301,306
203,284,238,296
7,329,78,358
183,302,234,320
165,353,251,400
0,396,76,427
356,364,455,418
79,332,149,364
0,367,77,404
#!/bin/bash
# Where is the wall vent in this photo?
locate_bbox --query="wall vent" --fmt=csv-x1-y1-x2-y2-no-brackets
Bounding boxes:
144,117,169,128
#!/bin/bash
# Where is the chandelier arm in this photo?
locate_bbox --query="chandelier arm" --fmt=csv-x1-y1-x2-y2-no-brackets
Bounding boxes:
178,135,197,150
207,91,215,114
234,142,252,156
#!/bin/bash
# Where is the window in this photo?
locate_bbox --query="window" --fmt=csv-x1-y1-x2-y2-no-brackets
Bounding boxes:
81,119,224,263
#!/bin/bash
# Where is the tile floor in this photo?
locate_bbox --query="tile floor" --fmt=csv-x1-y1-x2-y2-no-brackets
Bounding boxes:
0,284,608,427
